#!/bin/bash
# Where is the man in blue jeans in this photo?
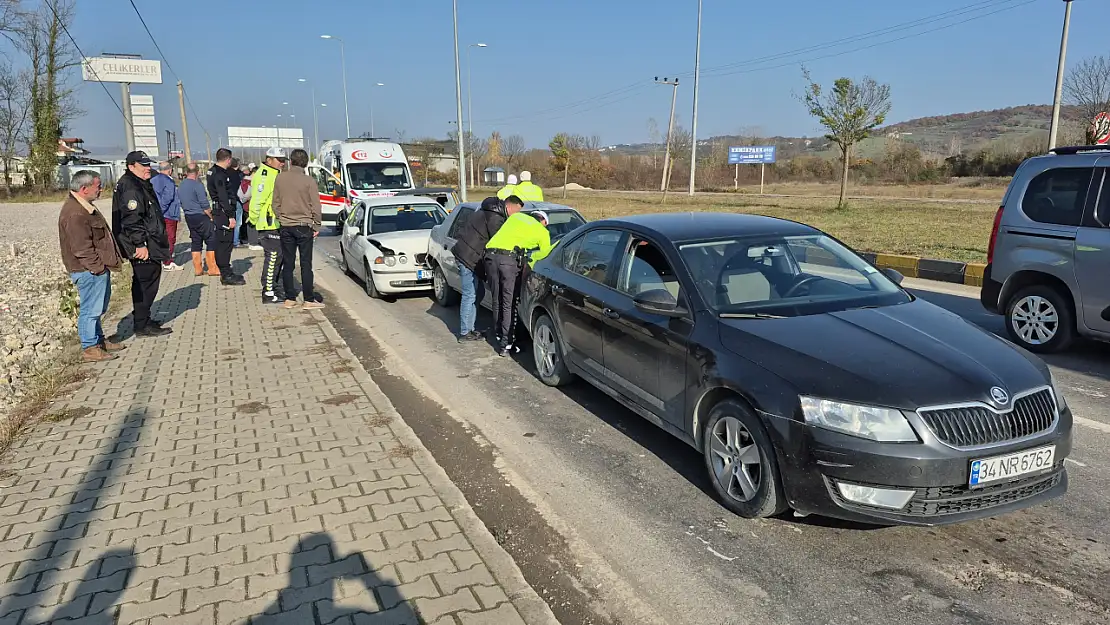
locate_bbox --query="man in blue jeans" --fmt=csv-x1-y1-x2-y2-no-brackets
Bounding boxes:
57,170,125,361
450,197,507,342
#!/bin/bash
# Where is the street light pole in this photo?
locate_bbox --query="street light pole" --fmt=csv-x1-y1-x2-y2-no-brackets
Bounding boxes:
1048,0,1074,150
299,79,320,154
452,0,467,201
466,43,487,189
688,0,702,196
370,83,384,138
321,35,351,139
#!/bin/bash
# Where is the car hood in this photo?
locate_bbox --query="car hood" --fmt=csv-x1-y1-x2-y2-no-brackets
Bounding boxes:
366,230,432,255
718,299,1049,411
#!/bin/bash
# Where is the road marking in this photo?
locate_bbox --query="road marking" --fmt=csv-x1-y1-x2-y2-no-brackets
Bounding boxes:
1074,416,1110,434
1065,458,1088,468
1065,384,1107,399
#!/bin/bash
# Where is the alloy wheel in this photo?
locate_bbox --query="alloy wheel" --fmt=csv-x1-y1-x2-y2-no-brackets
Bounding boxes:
708,416,763,503
1011,295,1059,345
433,267,446,301
534,323,558,378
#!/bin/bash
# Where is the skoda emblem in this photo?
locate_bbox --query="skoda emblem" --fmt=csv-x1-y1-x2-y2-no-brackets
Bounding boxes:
989,386,1010,406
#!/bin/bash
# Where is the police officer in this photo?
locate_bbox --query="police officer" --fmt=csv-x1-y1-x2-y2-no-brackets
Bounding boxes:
496,174,518,200
484,195,552,356
206,148,246,285
514,171,544,201
251,148,288,303
112,151,173,337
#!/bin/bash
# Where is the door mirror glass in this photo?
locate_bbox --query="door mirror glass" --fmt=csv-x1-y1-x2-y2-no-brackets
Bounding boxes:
881,267,904,285
633,289,687,317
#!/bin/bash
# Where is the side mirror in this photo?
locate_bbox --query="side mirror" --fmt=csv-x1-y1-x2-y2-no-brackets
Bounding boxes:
332,185,344,199
633,289,687,318
881,267,905,285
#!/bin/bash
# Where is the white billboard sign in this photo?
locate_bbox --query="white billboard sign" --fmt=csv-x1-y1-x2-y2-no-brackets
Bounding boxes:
130,104,155,117
133,126,158,137
134,136,159,149
129,93,158,157
227,126,305,149
130,94,154,105
132,116,156,127
82,58,162,84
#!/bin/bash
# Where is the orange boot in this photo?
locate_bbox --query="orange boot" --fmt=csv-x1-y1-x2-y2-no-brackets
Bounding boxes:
191,252,203,276
205,251,220,276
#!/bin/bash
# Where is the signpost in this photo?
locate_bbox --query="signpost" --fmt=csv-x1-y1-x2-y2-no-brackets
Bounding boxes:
227,126,305,164
1092,113,1110,145
728,145,777,194
81,54,163,154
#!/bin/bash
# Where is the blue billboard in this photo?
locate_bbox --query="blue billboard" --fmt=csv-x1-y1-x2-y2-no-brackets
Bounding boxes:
728,145,777,165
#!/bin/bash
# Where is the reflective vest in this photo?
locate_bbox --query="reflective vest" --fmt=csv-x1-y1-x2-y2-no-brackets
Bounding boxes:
249,164,281,231
496,184,517,200
514,181,544,202
486,212,552,268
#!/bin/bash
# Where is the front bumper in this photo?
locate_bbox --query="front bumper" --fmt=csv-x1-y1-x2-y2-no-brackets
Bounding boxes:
770,406,1072,526
370,267,434,294
980,263,1003,313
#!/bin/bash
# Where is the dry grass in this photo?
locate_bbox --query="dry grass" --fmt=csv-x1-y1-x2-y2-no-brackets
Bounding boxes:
559,190,996,263
0,343,88,460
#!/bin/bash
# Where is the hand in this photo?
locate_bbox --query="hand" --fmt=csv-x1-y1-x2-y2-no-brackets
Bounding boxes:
229,218,236,230
134,247,149,260
204,209,212,218
313,230,319,239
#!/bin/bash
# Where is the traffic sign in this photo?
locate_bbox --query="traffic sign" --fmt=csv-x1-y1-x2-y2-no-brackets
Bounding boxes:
1093,113,1110,145
728,145,776,165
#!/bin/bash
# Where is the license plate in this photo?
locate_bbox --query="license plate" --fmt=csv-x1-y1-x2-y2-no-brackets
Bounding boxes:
417,270,430,280
969,445,1055,488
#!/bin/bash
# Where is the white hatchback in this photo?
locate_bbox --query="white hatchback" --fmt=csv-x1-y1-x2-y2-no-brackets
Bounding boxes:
338,196,447,299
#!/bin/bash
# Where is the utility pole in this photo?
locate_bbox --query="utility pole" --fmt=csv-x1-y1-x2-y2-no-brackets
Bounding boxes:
177,81,191,162
452,0,467,201
655,77,679,197
121,83,135,153
688,0,703,196
1049,0,1074,150
205,132,211,163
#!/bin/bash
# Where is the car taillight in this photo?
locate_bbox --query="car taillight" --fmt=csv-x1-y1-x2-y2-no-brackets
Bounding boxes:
986,205,1004,265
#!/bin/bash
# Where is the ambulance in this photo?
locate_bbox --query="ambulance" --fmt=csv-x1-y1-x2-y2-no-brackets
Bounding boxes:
307,140,416,228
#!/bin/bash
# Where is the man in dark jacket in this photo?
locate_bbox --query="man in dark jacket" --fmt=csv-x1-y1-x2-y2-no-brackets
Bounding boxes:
112,151,172,337
450,196,507,342
206,148,246,285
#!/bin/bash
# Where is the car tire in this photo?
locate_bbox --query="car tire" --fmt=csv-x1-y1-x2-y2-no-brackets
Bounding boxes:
433,265,460,307
339,245,353,277
1005,285,1074,353
364,260,382,299
702,399,787,519
532,314,574,387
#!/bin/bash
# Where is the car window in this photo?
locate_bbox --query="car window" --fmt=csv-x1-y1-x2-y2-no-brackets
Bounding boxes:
348,204,365,230
447,207,474,238
544,211,587,241
1021,167,1093,227
346,163,410,191
569,229,623,285
618,239,682,302
309,167,330,195
368,204,445,234
1088,169,1110,228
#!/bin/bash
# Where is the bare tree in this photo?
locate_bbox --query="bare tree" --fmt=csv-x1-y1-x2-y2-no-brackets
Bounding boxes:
1064,55,1110,142
0,63,31,193
500,134,526,173
467,134,489,185
801,68,892,207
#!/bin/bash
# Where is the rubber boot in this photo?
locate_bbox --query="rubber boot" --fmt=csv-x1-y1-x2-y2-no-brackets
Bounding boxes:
205,251,220,276
191,252,203,276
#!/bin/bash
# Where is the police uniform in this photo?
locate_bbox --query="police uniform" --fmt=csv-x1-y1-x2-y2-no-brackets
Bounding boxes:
206,160,245,284
112,151,172,336
484,204,552,354
251,148,286,303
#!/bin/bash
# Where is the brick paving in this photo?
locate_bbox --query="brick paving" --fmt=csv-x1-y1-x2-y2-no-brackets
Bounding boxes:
0,251,553,625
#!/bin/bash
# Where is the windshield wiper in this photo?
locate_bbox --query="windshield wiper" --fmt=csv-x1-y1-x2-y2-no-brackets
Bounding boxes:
719,312,786,319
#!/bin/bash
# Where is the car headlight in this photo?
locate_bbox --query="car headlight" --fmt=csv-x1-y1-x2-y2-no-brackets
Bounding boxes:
800,397,918,442
1048,371,1068,410
384,255,397,267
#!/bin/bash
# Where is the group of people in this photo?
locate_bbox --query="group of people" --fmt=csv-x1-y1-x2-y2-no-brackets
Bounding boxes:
496,170,544,201
57,147,324,362
451,192,552,357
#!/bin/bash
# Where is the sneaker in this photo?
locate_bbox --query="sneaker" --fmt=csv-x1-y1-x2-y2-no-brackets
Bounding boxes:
162,262,184,271
135,325,172,337
249,245,263,251
81,346,116,362
262,292,281,304
221,274,246,286
302,301,325,310
283,300,297,309
499,344,513,357
460,331,484,342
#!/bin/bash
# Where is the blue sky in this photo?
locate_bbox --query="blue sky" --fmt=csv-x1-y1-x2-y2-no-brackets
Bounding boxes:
65,0,1110,155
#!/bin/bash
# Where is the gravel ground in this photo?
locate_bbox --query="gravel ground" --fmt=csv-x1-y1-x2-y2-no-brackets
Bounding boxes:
0,200,78,412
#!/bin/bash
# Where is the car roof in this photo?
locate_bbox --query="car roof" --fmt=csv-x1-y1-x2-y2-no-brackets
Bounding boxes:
358,195,441,207
454,201,580,213
587,212,819,242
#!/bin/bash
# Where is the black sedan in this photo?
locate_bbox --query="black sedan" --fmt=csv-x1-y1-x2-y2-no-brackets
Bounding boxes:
519,213,1072,525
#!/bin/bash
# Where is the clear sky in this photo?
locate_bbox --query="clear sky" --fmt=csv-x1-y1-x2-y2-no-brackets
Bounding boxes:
66,0,1110,155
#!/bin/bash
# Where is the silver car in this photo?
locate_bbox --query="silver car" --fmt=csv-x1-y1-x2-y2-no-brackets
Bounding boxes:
981,145,1110,352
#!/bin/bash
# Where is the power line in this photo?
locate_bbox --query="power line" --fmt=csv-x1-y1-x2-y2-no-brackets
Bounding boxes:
43,1,128,123
126,0,210,138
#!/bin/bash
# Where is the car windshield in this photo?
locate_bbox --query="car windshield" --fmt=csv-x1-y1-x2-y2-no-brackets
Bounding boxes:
539,211,586,240
679,234,909,317
346,163,410,191
368,205,444,234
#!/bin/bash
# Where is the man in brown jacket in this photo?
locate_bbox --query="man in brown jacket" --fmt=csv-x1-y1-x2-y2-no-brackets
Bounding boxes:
273,148,324,310
58,170,126,361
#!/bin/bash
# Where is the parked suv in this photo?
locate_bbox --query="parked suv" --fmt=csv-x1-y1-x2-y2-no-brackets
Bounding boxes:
981,145,1110,353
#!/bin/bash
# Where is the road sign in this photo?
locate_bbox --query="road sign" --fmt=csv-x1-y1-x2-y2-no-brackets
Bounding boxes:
82,58,162,84
169,150,184,158
728,145,777,164
1093,113,1110,145
227,126,305,149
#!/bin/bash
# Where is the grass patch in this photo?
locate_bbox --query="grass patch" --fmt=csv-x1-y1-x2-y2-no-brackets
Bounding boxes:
331,364,354,374
0,342,87,461
235,401,268,414
271,354,290,360
43,406,93,423
308,343,340,356
321,393,358,406
388,444,415,459
366,414,392,428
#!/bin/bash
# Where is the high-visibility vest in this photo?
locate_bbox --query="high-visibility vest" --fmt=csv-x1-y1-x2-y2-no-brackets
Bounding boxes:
496,184,517,200
248,164,281,231
514,181,544,202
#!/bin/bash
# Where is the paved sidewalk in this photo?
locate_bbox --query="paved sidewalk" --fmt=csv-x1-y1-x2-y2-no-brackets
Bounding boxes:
0,251,555,625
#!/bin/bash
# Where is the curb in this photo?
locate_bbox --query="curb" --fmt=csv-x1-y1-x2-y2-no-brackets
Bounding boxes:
858,252,987,287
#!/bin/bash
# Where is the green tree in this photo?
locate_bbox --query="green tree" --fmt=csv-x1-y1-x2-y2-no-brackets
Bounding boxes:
801,69,891,207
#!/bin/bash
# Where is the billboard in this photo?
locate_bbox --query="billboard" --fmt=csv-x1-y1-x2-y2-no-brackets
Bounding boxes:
728,145,777,165
227,126,305,149
82,57,162,84
130,94,157,157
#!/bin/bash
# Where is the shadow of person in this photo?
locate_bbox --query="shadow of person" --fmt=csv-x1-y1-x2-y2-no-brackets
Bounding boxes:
232,257,255,275
254,533,419,624
111,283,205,341
28,547,137,623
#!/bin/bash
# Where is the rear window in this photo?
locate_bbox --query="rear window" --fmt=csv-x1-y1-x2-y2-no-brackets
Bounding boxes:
1020,167,1093,226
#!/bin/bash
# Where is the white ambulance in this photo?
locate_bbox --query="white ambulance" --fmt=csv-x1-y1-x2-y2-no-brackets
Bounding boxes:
307,140,416,228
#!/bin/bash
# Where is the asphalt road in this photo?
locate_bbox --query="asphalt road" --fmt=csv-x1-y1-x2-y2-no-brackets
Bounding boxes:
313,234,1109,625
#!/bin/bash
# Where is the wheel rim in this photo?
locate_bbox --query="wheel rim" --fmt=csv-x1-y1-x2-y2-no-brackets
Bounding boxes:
534,323,559,378
709,416,763,503
1011,295,1059,345
433,267,446,301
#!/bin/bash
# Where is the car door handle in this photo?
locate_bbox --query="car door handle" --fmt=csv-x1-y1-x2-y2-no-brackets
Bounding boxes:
551,284,566,295
603,307,620,319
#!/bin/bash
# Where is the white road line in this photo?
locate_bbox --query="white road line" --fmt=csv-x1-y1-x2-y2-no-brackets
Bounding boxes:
1074,416,1110,434
1065,458,1088,468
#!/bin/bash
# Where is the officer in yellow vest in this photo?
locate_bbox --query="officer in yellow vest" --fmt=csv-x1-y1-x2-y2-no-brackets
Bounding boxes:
496,174,518,200
514,171,544,201
484,196,552,355
251,147,288,303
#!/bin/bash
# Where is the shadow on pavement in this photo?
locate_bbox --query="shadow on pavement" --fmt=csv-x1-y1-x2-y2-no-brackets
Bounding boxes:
255,533,418,623
111,283,205,341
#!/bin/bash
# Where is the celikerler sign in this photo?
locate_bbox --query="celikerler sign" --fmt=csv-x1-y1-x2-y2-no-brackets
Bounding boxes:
82,57,163,84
